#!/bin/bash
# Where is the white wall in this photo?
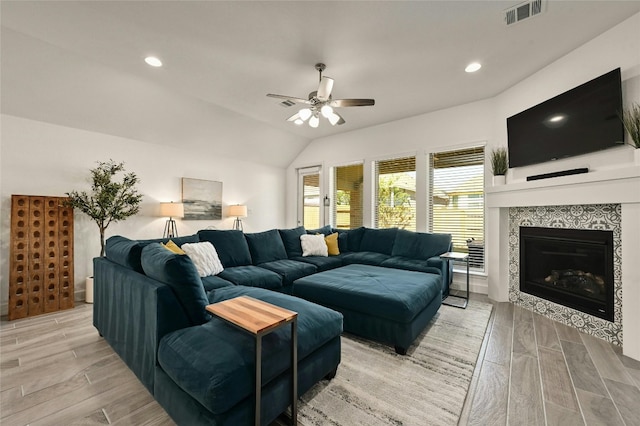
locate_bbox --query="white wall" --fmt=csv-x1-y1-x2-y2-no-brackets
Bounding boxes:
0,115,287,314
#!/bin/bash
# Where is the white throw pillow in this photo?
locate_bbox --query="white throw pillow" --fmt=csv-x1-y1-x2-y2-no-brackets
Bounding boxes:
300,234,328,257
181,242,224,277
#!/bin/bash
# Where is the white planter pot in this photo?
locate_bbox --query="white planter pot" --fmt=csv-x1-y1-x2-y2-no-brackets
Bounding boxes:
493,175,506,186
86,277,94,303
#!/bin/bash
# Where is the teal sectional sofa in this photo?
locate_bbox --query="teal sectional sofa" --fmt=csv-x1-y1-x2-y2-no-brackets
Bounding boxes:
93,226,452,425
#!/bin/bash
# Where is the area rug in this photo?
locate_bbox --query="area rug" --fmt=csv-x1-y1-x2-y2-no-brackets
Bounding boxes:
279,299,493,426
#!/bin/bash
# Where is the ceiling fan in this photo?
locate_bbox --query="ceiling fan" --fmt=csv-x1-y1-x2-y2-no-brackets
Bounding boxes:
267,63,375,128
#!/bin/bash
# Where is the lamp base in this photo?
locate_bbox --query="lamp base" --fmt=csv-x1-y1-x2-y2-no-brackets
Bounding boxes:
163,218,179,238
233,218,243,231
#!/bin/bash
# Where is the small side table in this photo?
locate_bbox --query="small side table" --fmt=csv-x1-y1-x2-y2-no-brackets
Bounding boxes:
206,296,298,426
439,252,469,309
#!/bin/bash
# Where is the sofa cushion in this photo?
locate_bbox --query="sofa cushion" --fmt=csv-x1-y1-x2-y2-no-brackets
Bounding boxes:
197,230,252,267
257,259,317,286
278,226,306,258
158,286,343,415
335,229,350,253
245,229,288,265
391,229,452,260
105,235,144,273
359,227,398,255
217,265,283,289
340,251,390,266
380,256,444,275
306,225,333,236
346,226,366,252
141,243,210,325
138,234,200,247
291,255,343,272
201,275,235,292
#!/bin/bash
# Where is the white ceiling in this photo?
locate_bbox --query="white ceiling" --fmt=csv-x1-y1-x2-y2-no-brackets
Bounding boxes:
2,1,639,167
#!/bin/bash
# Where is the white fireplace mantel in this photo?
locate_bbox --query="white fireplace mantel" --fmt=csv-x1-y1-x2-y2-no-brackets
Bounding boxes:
486,165,640,208
486,164,640,361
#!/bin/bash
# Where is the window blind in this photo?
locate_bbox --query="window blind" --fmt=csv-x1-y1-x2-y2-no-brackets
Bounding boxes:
374,156,416,230
429,147,485,269
333,164,364,229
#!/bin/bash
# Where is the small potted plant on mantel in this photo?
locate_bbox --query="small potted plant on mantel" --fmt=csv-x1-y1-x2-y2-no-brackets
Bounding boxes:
65,160,142,302
620,102,640,165
490,147,508,185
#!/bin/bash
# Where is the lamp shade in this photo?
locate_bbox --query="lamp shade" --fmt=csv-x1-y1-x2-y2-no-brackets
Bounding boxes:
228,204,247,217
159,202,184,218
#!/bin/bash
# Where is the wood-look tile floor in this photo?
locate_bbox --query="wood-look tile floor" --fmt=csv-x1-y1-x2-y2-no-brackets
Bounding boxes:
2,297,639,425
460,294,640,426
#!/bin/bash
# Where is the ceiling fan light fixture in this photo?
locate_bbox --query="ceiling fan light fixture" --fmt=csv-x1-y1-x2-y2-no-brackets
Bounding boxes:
465,62,482,73
299,108,312,121
320,105,334,118
267,63,375,129
328,112,341,126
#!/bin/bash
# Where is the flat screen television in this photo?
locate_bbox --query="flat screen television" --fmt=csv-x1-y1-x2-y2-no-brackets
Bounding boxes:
507,68,624,168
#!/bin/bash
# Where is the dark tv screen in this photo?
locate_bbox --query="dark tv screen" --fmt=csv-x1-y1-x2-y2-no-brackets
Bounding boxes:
507,68,624,168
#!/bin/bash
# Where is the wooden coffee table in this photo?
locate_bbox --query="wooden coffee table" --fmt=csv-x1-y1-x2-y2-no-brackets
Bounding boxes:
206,296,298,426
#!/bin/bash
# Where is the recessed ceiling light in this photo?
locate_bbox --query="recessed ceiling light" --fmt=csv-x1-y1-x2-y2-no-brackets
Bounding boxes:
465,62,482,73
144,56,163,67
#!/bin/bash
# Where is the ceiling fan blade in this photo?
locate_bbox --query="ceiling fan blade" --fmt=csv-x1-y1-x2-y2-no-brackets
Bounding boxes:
316,77,334,101
286,112,301,122
267,94,311,104
329,98,375,108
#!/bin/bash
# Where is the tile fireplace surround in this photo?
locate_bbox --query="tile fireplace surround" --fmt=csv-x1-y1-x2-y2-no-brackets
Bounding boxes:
486,165,640,361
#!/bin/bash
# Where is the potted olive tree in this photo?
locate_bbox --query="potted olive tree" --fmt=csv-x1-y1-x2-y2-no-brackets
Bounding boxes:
620,103,640,164
490,147,508,185
66,160,142,302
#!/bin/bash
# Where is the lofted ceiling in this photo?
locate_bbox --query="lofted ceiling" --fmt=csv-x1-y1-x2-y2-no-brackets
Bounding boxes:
2,1,639,167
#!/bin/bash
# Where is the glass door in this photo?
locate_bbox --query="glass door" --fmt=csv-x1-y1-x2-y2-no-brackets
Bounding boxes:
297,167,321,229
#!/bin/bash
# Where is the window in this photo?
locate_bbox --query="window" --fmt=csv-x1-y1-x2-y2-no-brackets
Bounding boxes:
298,167,321,229
333,163,364,229
428,147,485,269
374,156,416,230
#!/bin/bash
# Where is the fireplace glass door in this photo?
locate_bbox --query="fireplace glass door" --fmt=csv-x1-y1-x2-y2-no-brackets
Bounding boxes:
520,226,614,321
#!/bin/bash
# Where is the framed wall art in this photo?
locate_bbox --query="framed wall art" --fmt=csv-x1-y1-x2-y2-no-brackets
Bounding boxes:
181,178,223,220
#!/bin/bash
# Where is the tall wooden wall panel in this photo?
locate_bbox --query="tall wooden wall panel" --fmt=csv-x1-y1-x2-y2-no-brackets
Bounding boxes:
9,195,74,320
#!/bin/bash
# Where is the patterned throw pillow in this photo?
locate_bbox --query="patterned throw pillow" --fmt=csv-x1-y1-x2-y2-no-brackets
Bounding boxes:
300,234,328,257
181,242,224,277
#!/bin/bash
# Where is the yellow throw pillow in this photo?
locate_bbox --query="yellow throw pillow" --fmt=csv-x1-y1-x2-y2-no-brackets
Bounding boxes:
325,232,340,256
162,240,185,255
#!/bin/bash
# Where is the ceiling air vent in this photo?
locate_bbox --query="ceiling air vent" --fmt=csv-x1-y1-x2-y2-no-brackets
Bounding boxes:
280,100,295,107
504,0,545,25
